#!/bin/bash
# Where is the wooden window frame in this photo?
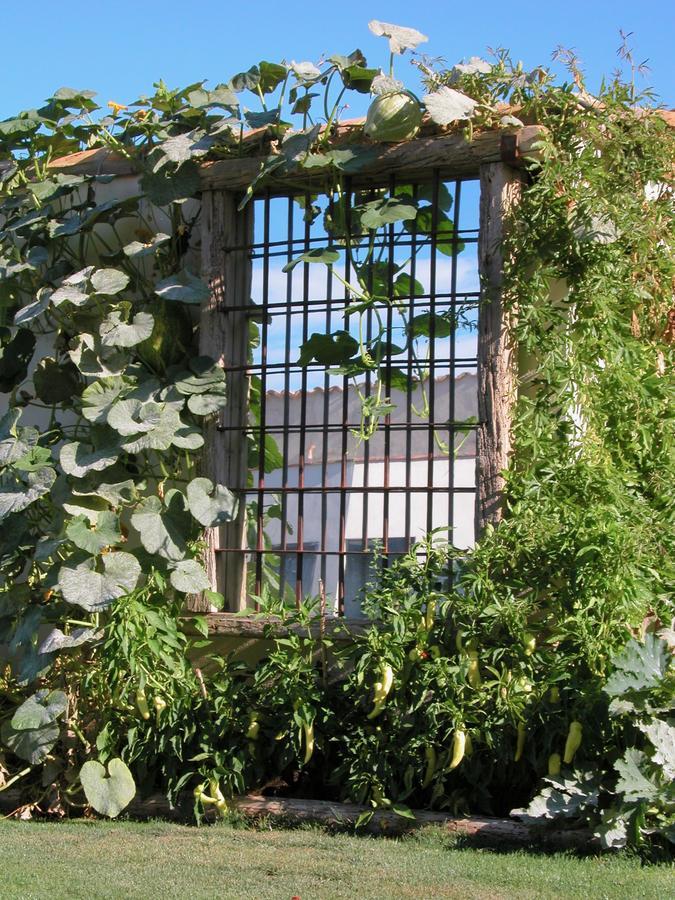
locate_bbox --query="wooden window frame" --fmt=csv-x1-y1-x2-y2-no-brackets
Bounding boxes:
194,127,540,617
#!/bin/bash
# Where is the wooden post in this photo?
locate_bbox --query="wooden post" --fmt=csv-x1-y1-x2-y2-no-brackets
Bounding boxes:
475,163,522,537
189,190,253,612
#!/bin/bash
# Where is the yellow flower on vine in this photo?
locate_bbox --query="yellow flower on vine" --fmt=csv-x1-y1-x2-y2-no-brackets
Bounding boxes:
107,101,127,115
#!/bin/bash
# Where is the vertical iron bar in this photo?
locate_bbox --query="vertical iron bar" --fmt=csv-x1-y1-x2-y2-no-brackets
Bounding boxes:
254,192,271,600
382,174,396,569
404,184,418,549
280,196,294,601
448,179,462,586
337,179,352,615
295,192,311,607
426,171,440,536
320,193,333,602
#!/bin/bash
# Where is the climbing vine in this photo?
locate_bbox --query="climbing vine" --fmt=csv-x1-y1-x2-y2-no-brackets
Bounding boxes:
0,22,672,848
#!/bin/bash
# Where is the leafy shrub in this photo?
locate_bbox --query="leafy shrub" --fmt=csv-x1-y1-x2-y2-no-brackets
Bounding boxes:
512,628,674,850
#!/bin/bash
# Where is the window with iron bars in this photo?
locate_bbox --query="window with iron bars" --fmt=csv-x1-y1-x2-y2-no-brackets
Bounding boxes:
212,171,480,616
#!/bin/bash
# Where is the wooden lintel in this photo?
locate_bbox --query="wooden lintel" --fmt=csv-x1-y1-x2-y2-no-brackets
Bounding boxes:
199,126,547,193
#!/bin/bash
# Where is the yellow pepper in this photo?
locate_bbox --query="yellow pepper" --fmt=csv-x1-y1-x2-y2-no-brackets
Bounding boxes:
136,689,150,720
467,650,482,688
302,722,315,764
448,730,466,771
563,721,583,764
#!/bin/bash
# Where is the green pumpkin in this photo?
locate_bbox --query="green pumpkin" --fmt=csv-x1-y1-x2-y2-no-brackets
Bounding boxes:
363,91,422,143
136,299,193,372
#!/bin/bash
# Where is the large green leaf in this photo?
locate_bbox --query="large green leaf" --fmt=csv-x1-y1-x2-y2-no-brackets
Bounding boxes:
100,311,154,348
641,719,675,780
51,267,94,306
258,61,288,94
1,718,59,765
403,207,464,255
154,269,210,304
10,690,67,731
33,357,81,404
140,161,201,206
187,477,237,527
91,268,129,295
282,247,339,273
37,626,101,654
297,331,359,366
170,558,209,593
58,551,141,611
424,86,478,125
340,65,379,94
66,511,122,555
81,376,136,424
0,327,36,392
130,493,188,562
511,772,600,823
368,20,428,54
230,66,261,92
68,333,129,377
605,635,669,698
60,440,118,478
173,357,225,395
173,358,227,413
80,758,136,818
0,409,37,466
107,398,163,437
358,197,417,230
0,467,56,519
71,478,137,507
615,748,660,802
13,290,51,326
108,398,192,453
123,233,170,258
171,426,204,450
0,689,67,764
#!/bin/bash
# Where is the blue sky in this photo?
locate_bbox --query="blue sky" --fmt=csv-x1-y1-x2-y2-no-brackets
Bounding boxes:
0,0,673,119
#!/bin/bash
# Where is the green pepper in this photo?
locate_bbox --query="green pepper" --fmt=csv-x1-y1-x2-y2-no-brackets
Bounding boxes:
245,713,260,740
422,745,437,788
424,598,436,631
523,632,536,656
514,721,526,762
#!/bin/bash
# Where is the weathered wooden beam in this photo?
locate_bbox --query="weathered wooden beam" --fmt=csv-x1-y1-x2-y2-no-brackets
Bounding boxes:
186,613,375,640
0,789,590,848
199,126,546,193
475,163,523,536
188,190,253,612
229,795,591,848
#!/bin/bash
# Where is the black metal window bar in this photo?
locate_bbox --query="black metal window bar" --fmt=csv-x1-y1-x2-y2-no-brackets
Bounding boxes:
219,171,479,616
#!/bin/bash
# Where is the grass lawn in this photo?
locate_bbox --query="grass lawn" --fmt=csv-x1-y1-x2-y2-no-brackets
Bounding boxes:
0,818,671,899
